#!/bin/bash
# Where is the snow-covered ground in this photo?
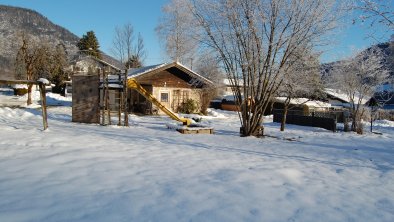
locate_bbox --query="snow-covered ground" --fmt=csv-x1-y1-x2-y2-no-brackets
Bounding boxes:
0,88,71,108
0,93,393,222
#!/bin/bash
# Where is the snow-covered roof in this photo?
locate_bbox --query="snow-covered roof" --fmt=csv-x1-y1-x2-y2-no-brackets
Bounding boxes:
275,97,331,108
91,56,122,72
127,61,213,85
222,78,244,86
127,64,168,78
324,88,368,105
72,54,122,72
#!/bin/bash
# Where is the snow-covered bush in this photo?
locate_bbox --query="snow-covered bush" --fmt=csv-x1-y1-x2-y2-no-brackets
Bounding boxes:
12,84,28,96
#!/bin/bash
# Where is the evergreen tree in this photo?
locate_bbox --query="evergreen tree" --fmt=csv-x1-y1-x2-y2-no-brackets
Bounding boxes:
77,31,101,59
49,44,68,94
125,55,143,68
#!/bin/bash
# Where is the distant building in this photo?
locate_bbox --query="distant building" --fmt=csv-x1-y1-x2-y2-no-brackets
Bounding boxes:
323,88,369,109
68,53,122,76
66,53,122,98
218,78,244,96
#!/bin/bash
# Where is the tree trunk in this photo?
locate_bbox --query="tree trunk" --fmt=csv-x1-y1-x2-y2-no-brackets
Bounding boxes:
351,110,358,132
27,84,33,105
351,119,357,132
251,125,263,137
280,106,288,131
240,112,264,137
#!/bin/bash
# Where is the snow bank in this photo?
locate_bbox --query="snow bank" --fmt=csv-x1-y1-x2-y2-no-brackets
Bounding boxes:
374,119,394,128
206,108,226,118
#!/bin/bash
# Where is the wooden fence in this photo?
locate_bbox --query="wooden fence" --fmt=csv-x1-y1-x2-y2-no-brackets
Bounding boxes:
273,109,337,132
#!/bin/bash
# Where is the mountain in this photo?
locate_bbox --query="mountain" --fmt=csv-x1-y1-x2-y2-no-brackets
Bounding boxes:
321,42,394,79
0,5,79,79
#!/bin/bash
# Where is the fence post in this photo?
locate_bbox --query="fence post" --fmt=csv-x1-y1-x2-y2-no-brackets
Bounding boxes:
123,69,129,126
38,82,48,130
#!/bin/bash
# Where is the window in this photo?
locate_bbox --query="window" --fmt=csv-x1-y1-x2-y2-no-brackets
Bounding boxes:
182,91,189,101
161,92,169,102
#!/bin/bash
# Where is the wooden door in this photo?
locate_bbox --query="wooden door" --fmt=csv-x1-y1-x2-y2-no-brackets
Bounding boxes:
159,90,171,110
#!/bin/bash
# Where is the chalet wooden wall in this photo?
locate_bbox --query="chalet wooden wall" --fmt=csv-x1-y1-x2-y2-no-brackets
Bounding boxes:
72,75,100,124
136,70,194,88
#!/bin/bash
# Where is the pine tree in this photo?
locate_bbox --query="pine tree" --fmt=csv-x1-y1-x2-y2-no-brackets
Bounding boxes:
77,31,101,59
125,55,143,68
49,44,68,93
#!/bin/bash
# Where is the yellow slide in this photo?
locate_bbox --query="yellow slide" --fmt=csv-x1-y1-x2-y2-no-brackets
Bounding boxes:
127,78,192,126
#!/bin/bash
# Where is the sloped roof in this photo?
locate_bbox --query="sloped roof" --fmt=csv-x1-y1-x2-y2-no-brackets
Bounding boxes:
127,61,213,85
100,53,123,71
222,78,244,86
71,53,122,72
275,97,331,108
128,64,168,77
90,56,122,72
324,88,369,105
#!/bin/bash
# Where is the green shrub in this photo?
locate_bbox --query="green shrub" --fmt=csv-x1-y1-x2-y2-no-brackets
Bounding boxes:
13,88,28,96
178,99,198,114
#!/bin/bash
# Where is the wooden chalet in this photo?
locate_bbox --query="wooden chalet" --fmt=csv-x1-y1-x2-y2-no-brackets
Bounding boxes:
127,61,213,114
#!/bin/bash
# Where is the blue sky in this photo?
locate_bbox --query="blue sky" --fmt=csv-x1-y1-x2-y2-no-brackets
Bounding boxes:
1,0,392,65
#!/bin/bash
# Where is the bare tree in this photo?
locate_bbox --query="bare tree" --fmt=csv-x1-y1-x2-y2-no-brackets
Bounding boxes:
195,51,224,84
15,33,51,105
351,0,394,29
111,26,127,65
330,47,390,134
111,23,134,67
111,24,146,68
190,0,340,136
125,33,147,68
135,33,147,62
194,51,224,114
156,0,199,64
279,48,323,131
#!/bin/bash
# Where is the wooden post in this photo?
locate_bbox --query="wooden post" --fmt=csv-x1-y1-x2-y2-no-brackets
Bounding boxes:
123,69,129,126
105,70,111,125
38,82,48,130
97,68,102,125
118,90,123,126
101,69,105,125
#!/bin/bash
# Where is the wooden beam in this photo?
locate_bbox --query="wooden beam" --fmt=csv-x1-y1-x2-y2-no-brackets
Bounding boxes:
0,79,37,85
0,79,51,85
